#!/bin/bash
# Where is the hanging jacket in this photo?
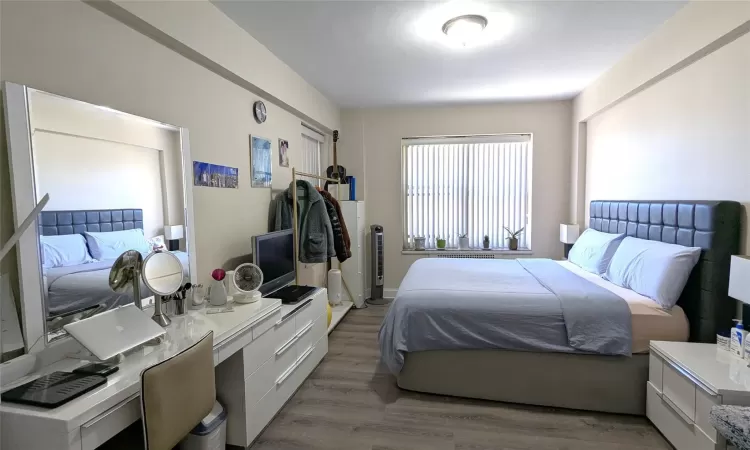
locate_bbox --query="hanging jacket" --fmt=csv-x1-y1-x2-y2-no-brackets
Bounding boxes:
271,180,335,263
322,197,350,263
318,188,351,252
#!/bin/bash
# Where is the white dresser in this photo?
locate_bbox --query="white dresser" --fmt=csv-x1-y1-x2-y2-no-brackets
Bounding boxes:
216,289,328,447
648,341,750,450
341,201,366,308
0,289,328,450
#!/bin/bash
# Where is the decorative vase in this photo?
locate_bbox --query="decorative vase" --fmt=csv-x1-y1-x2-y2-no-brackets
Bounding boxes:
209,279,228,306
436,238,446,249
458,237,469,250
414,237,426,251
483,236,490,249
508,237,519,251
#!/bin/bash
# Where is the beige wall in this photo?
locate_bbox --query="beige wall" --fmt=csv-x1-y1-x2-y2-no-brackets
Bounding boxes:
585,32,750,252
0,1,337,293
571,1,750,224
341,101,572,289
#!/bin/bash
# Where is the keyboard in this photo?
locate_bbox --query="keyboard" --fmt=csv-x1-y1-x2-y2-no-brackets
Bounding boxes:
267,285,316,304
1,371,107,408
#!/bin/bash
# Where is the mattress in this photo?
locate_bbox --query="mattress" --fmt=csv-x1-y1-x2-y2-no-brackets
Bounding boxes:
556,260,689,353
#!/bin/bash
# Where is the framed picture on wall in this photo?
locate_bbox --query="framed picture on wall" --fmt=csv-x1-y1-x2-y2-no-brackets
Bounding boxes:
250,135,272,188
279,139,289,167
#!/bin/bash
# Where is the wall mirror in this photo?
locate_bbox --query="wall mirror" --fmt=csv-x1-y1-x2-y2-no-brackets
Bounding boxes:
3,82,197,352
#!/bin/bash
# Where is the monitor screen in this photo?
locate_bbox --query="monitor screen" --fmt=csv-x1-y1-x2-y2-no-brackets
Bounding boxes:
254,230,295,295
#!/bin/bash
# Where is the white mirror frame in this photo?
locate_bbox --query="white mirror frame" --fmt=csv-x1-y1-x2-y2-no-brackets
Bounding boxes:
2,82,198,354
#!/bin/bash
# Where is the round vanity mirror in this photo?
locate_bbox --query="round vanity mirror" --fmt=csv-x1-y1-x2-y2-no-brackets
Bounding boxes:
142,252,184,296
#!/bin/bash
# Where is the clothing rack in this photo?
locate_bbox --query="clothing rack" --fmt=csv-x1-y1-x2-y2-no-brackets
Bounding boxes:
291,168,352,301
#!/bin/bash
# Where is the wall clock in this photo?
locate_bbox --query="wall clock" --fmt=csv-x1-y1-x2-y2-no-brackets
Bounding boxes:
253,101,267,124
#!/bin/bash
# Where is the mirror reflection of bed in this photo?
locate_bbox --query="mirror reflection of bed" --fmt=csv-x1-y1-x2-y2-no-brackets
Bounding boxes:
25,88,191,342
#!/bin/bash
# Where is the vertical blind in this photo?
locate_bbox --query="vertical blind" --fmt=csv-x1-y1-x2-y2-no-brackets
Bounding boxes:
402,136,531,249
300,134,322,186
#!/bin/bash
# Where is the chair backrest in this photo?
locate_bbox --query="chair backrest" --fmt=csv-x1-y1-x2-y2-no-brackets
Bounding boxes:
140,331,215,450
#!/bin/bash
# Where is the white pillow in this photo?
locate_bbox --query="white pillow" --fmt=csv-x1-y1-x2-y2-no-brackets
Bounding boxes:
40,234,94,269
567,228,625,274
605,237,701,309
84,229,151,260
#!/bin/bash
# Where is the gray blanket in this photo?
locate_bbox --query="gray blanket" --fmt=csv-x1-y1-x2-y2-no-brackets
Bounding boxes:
378,258,632,374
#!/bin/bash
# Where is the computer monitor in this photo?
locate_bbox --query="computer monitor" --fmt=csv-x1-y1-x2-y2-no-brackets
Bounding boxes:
253,229,296,296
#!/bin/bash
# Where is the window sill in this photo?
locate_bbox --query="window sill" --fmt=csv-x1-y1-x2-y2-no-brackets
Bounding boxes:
402,249,533,256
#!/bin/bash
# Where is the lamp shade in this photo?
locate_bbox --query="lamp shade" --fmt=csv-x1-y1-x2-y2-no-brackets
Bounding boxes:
560,224,580,244
729,255,750,304
164,225,184,240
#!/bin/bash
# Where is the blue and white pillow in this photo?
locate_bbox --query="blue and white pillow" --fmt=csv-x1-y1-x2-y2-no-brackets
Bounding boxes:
605,237,701,309
40,234,94,269
84,229,151,260
567,228,625,274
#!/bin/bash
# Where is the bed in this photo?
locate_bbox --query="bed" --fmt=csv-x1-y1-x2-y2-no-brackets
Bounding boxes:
381,200,741,414
39,209,189,318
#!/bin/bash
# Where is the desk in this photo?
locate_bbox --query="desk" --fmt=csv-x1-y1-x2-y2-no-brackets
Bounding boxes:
1,289,328,450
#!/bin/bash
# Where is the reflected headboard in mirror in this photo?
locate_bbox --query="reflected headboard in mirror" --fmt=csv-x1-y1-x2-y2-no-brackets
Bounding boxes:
39,209,144,236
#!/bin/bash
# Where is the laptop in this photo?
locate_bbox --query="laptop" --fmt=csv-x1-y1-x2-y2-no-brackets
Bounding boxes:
64,305,166,361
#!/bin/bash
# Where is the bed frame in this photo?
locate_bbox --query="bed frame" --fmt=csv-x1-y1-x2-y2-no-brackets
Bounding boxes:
397,200,742,415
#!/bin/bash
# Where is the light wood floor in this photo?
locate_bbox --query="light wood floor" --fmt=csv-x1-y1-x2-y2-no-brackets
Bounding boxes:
249,305,671,450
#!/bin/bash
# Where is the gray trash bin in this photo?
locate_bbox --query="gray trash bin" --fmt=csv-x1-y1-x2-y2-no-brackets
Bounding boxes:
179,400,227,450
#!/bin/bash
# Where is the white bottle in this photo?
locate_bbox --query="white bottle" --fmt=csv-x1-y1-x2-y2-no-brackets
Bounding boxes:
730,320,747,359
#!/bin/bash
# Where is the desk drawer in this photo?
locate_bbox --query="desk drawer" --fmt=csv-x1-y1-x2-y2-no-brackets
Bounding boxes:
243,310,295,377
81,396,140,450
245,386,280,445
295,294,325,333
663,363,696,422
296,314,326,356
647,382,718,450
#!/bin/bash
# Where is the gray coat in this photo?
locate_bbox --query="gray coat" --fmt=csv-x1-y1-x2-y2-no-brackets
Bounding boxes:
272,180,335,263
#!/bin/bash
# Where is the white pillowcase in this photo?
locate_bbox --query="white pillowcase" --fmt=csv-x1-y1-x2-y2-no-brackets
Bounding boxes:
605,237,701,309
40,234,94,269
567,228,625,274
84,229,151,260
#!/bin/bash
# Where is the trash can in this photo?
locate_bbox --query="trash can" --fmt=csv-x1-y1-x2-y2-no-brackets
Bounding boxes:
179,401,227,450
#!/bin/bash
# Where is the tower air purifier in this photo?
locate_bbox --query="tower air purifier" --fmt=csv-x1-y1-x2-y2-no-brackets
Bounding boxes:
367,225,389,305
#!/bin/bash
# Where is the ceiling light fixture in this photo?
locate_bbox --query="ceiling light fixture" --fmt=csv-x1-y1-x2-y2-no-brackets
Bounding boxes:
442,14,488,47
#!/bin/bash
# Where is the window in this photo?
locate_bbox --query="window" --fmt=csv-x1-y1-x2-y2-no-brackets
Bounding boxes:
402,134,531,250
300,131,322,186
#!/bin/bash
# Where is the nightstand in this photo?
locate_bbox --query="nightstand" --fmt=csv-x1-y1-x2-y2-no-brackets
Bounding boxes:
648,341,750,450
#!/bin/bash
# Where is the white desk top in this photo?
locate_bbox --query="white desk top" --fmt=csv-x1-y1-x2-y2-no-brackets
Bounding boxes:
652,341,750,397
0,297,282,432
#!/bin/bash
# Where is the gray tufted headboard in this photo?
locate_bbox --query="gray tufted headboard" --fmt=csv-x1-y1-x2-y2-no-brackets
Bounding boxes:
38,209,144,236
589,200,742,343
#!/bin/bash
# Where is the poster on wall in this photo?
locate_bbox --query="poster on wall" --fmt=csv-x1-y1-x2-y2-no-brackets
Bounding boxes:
250,135,272,188
279,139,289,167
193,161,239,188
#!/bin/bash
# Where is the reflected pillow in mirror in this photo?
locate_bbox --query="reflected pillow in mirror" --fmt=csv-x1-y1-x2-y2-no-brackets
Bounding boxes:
148,235,167,252
84,229,151,260
40,234,95,269
567,228,625,274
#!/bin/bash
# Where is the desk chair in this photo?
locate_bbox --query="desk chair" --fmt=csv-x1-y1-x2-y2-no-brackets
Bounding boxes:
140,331,215,450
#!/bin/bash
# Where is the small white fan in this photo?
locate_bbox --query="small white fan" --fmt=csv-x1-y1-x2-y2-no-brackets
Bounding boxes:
232,263,263,304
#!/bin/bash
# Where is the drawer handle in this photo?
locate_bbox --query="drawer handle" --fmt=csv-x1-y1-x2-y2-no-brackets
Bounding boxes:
253,307,281,326
275,322,316,357
276,346,315,386
662,393,695,427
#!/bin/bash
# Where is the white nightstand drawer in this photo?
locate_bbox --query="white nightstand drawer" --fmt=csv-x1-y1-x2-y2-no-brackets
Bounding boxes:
649,353,664,392
647,382,717,450
695,386,720,442
663,363,696,421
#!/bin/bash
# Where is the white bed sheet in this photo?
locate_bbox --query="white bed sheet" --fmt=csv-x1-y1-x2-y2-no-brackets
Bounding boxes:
557,260,689,353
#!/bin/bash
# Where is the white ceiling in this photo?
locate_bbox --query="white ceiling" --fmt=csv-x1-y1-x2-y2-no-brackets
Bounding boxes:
213,1,685,108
